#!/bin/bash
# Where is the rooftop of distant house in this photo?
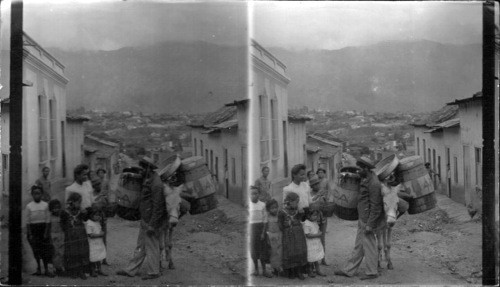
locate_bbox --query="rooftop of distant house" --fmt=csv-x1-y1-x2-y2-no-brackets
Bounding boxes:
308,132,346,144
447,91,482,106
411,91,481,129
188,105,238,133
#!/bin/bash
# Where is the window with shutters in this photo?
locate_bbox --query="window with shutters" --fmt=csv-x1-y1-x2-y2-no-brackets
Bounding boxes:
39,95,49,164
271,98,279,159
259,94,270,163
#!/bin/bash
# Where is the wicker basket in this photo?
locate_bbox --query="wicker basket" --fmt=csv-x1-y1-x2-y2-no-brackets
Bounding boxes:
333,203,358,221
408,191,437,214
374,154,399,181
321,202,336,217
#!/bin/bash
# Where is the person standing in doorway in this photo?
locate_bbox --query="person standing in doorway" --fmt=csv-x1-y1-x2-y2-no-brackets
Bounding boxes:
36,166,52,202
334,156,384,280
425,162,440,189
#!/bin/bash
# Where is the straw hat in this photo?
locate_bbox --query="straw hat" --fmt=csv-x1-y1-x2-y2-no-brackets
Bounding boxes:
356,156,375,169
309,175,321,186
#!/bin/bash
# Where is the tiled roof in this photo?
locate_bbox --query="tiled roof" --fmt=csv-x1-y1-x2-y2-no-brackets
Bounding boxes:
309,132,345,144
306,144,321,153
288,112,312,121
190,105,238,133
67,115,90,122
85,135,120,148
447,91,482,105
411,105,458,127
225,99,249,107
190,105,237,127
424,118,460,133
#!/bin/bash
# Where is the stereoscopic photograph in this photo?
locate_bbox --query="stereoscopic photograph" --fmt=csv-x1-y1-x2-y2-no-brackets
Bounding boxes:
0,0,498,286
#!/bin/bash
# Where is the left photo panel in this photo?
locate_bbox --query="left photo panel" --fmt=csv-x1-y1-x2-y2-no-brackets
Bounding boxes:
0,0,249,285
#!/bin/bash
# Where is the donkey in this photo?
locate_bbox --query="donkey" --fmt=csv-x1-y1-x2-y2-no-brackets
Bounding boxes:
376,173,411,270
160,181,192,270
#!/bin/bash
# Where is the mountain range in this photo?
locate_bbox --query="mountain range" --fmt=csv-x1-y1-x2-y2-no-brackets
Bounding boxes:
42,40,481,113
48,41,248,114
268,41,481,112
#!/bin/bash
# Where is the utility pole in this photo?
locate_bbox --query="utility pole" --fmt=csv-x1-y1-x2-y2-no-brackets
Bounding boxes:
482,1,497,286
9,0,23,284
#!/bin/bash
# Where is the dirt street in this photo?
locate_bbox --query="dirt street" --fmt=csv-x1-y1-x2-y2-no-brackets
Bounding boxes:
2,196,247,286
252,207,481,285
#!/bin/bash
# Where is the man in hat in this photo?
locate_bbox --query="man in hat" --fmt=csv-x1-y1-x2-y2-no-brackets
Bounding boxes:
334,156,384,280
117,156,167,280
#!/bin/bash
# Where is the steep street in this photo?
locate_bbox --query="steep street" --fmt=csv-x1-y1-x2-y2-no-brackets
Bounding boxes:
252,193,481,285
2,196,247,286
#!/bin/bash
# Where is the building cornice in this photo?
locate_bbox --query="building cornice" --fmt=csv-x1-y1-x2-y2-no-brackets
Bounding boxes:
24,50,69,85
23,32,66,69
251,40,288,70
252,55,291,84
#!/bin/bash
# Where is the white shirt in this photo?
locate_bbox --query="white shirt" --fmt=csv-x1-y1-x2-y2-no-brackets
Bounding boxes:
249,200,267,224
283,181,312,211
26,201,50,224
65,181,94,210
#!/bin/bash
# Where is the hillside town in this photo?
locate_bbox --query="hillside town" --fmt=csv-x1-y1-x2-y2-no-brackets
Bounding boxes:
0,1,497,286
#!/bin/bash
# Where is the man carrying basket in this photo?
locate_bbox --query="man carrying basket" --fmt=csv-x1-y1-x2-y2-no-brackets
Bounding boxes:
117,157,167,280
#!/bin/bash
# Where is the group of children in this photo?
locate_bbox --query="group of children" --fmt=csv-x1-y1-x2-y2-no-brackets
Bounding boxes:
25,168,110,280
249,166,329,280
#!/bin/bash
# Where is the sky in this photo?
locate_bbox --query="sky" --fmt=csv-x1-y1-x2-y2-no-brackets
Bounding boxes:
1,1,483,52
252,1,483,50
1,0,249,51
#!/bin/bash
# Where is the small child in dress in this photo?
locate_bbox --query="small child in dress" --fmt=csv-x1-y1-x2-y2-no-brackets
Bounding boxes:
26,185,55,277
249,187,271,277
303,208,326,277
263,199,282,276
48,199,65,275
279,192,308,280
85,207,108,277
61,192,90,280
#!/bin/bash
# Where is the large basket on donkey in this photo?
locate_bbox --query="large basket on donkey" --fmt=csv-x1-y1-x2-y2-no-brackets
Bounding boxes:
178,156,218,215
115,166,144,221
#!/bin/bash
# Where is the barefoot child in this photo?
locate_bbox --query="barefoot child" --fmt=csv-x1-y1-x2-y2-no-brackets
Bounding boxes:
303,208,326,277
309,175,329,265
249,187,271,277
279,192,307,280
26,185,55,277
264,199,282,276
48,199,65,275
61,192,90,280
85,207,108,277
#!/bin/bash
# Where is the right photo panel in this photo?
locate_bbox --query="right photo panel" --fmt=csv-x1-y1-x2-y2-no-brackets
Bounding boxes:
248,1,487,285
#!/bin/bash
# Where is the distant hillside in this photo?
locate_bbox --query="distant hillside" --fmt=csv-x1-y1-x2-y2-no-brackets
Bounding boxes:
268,41,481,112
48,41,248,114
2,40,480,114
